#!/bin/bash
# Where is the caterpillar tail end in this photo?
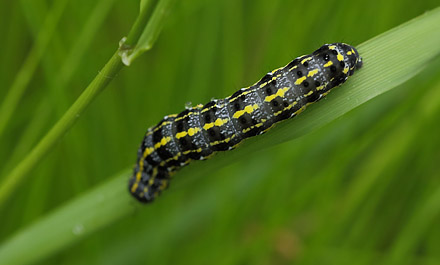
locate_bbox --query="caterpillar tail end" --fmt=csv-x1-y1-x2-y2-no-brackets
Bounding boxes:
128,168,170,203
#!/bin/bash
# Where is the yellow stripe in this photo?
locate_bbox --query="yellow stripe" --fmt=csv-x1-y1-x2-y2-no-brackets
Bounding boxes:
324,61,333,67
188,127,198,136
337,53,344,61
210,137,231,146
203,118,228,130
229,90,252,102
295,76,306,85
154,136,171,149
307,69,319,77
130,182,138,193
232,103,259,119
176,131,186,139
271,67,283,74
272,74,281,80
176,127,201,139
301,57,312,64
265,87,289,102
274,101,297,116
183,148,202,155
214,118,228,126
146,121,172,136
242,122,264,133
148,168,159,185
203,123,214,130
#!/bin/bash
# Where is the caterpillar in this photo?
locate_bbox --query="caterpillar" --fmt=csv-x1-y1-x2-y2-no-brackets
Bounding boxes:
129,43,363,203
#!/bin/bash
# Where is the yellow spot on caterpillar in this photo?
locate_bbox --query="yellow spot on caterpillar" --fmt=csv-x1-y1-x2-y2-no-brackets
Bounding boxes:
183,148,202,155
324,61,333,67
328,45,336,50
176,131,186,139
316,85,325,91
307,69,319,77
274,101,297,116
130,183,138,193
229,90,252,102
265,87,290,102
146,120,173,135
272,74,281,80
203,123,214,130
154,137,171,149
203,118,228,130
144,147,154,157
301,57,312,64
289,65,298,71
188,127,198,136
295,76,306,85
343,67,349,74
233,104,259,119
337,53,344,61
347,51,353,55
214,118,228,126
210,137,232,146
321,91,331,97
175,106,202,122
242,122,264,133
294,105,307,115
305,91,314,97
176,127,201,139
148,168,159,185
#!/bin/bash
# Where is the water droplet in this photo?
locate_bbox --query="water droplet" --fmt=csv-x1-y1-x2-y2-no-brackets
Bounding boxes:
185,102,192,109
72,224,84,235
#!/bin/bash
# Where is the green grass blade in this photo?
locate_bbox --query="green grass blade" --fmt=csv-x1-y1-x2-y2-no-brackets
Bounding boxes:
1,6,440,265
0,0,68,140
0,52,124,209
0,170,132,265
251,6,440,149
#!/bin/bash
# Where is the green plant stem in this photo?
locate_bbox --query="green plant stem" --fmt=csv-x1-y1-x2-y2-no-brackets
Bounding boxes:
0,51,124,207
0,0,173,208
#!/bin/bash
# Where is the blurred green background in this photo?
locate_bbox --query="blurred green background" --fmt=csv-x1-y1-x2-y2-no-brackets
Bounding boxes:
1,0,440,264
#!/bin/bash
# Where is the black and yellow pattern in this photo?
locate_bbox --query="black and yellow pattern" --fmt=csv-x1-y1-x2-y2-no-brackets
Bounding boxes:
129,43,363,203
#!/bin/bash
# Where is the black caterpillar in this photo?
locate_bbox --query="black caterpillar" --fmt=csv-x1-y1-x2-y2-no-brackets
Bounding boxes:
129,43,363,203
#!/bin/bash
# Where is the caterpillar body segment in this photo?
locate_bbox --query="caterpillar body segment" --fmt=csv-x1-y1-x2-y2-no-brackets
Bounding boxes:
129,43,363,203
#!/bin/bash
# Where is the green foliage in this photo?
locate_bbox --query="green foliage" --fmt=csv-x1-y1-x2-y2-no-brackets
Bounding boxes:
0,0,440,264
